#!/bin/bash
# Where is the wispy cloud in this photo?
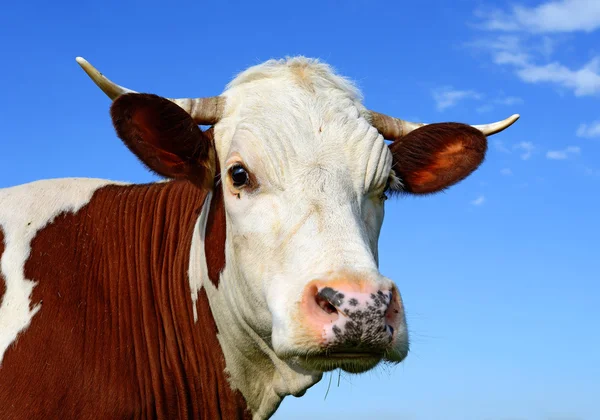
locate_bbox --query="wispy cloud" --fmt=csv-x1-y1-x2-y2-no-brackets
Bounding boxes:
471,195,485,206
517,58,600,96
500,168,513,176
471,1,600,97
478,0,600,34
432,86,481,111
493,141,536,160
514,142,535,160
471,35,600,96
576,120,600,138
546,146,581,160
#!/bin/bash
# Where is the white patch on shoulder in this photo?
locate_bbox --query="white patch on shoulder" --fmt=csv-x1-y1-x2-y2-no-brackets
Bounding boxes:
188,191,212,323
0,178,120,365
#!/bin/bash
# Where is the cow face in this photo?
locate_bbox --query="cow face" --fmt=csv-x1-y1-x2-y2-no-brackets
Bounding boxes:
210,62,404,373
108,58,489,375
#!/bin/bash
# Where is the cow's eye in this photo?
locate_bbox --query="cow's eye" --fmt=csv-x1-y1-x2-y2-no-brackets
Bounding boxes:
230,164,249,188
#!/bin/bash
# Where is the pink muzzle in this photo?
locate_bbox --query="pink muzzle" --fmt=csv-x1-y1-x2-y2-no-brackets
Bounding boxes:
300,277,403,351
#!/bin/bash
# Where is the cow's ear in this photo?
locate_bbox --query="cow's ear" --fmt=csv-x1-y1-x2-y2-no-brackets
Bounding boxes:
110,93,216,189
388,123,487,195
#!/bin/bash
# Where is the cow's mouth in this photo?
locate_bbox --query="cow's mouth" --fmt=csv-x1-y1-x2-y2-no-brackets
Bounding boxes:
290,351,386,374
326,351,382,359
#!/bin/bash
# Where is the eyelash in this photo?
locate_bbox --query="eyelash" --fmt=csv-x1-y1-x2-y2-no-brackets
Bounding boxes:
379,180,390,201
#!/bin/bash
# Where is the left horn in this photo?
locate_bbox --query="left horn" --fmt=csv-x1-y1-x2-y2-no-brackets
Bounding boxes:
370,111,519,140
76,57,224,125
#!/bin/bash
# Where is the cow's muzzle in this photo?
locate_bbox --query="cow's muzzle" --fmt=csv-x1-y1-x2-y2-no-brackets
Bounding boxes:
296,274,408,372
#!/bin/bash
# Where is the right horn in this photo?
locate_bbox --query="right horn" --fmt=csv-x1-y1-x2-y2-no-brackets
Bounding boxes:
76,57,224,126
370,111,520,141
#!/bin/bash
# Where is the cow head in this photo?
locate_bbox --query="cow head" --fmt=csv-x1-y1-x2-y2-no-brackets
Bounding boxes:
78,57,518,375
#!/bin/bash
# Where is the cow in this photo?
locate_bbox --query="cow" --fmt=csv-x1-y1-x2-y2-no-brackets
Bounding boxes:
0,56,518,419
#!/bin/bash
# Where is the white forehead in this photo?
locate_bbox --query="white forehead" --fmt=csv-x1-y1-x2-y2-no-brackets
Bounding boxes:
214,57,392,193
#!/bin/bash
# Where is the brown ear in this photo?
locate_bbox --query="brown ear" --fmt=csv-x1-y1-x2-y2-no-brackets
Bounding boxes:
110,93,215,189
389,123,487,194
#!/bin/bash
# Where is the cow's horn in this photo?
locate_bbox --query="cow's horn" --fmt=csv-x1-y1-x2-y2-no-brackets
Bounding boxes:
370,111,519,140
76,57,224,125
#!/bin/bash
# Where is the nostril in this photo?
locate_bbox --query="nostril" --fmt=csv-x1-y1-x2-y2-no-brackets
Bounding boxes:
315,291,338,314
384,287,403,331
317,287,344,305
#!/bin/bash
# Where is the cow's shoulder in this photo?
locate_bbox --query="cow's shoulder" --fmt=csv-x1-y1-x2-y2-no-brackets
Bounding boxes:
0,178,121,364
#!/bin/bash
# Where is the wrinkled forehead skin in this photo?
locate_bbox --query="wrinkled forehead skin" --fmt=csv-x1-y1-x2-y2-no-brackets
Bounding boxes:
214,58,393,205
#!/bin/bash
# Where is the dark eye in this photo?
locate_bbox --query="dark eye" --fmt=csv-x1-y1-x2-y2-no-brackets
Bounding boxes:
230,164,249,188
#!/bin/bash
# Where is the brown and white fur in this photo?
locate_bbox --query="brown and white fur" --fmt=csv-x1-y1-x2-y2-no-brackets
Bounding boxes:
0,57,492,419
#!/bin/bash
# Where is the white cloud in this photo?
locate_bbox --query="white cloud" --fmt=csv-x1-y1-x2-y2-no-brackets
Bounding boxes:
432,86,481,111
500,168,513,175
473,34,600,96
514,141,535,160
479,0,600,34
546,146,581,159
471,195,485,206
576,120,600,138
472,3,600,97
516,57,600,96
493,141,537,160
494,51,531,67
470,35,531,66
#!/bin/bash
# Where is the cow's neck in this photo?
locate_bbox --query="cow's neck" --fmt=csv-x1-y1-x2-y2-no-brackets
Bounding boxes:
191,186,322,419
98,180,253,419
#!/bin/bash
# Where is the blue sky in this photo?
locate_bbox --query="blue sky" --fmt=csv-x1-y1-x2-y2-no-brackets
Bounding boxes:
1,1,599,419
